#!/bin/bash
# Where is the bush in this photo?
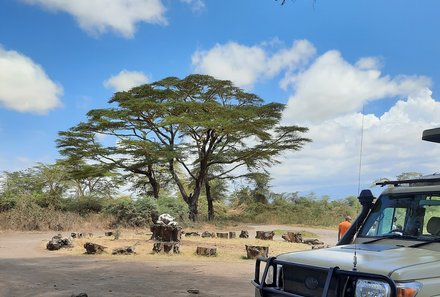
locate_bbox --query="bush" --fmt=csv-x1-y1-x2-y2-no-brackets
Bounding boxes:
62,196,106,214
156,195,188,223
0,197,16,212
104,196,158,227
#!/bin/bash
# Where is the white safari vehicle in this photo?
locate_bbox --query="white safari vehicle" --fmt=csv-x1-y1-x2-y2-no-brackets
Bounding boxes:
252,128,440,297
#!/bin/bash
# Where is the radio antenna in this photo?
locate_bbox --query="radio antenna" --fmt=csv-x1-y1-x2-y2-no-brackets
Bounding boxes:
357,104,365,195
353,104,365,272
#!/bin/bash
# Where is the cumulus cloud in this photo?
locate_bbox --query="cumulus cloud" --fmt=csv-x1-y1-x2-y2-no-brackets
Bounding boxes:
104,70,150,91
23,0,167,38
282,50,431,123
192,40,315,89
191,39,438,198
271,89,440,197
0,47,63,114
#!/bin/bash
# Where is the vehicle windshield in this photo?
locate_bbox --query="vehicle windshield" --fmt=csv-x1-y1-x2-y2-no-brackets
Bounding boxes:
358,193,440,240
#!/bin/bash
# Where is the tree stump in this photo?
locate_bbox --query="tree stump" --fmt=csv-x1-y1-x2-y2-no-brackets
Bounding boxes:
153,242,180,254
84,242,107,254
282,232,302,243
112,246,136,255
255,231,274,240
216,232,229,239
196,246,217,256
245,245,269,259
151,224,181,254
239,230,249,238
71,232,84,239
229,232,236,239
150,224,181,241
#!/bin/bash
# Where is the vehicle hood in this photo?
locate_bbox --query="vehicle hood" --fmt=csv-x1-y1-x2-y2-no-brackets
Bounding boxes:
276,244,440,281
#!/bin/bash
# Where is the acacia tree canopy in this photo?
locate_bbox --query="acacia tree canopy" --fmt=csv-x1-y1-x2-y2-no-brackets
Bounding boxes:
57,74,311,221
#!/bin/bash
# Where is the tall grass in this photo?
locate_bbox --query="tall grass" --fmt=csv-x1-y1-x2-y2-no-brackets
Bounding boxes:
0,201,112,231
0,191,360,231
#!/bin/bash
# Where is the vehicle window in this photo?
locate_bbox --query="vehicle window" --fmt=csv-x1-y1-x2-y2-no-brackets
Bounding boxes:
421,195,440,236
365,207,405,236
359,194,440,239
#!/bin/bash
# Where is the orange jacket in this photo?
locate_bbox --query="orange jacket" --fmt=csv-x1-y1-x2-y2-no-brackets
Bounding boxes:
338,221,351,240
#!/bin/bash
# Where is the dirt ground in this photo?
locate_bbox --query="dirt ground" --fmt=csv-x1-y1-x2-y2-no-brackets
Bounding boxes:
0,226,337,297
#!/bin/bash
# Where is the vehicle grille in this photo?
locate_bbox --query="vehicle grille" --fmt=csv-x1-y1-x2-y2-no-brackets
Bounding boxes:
283,265,341,297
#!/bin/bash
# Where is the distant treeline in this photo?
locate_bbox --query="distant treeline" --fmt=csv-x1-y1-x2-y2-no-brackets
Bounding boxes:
0,166,360,231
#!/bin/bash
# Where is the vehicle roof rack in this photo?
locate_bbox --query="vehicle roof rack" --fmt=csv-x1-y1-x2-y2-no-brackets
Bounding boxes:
376,176,440,187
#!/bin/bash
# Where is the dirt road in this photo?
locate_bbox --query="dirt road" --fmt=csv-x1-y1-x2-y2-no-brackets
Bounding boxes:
0,226,337,297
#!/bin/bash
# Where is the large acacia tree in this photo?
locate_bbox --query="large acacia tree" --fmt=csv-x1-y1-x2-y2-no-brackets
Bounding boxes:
58,74,310,221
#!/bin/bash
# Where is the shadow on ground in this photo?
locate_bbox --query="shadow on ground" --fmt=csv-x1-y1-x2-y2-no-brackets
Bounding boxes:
0,256,254,297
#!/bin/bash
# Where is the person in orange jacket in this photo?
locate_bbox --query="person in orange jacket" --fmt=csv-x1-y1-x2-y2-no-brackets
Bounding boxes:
338,215,352,240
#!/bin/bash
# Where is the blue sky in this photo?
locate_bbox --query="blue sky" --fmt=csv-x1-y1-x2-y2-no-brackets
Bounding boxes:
1,0,440,199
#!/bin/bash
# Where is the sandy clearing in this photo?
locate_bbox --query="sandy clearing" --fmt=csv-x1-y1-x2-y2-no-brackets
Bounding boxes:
0,225,337,297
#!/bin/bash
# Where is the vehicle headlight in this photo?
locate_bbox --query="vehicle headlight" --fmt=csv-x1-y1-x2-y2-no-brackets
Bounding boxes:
355,279,391,297
355,279,422,297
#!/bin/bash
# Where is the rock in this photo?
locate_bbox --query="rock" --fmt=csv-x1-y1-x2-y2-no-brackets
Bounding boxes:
303,238,324,245
201,231,215,238
112,246,136,255
187,289,200,294
46,234,72,251
184,231,200,237
84,242,107,254
71,293,88,297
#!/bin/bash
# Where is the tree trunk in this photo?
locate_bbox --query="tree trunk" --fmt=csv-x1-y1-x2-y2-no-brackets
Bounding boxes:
146,164,160,199
205,180,214,221
188,194,199,222
168,156,206,222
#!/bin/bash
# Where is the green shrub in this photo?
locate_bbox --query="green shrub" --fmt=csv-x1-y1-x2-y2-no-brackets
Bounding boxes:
104,196,158,227
62,196,106,214
0,197,16,212
156,195,188,223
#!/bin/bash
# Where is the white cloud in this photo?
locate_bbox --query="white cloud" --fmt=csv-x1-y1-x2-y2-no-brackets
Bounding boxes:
180,0,205,12
191,39,438,198
23,0,167,38
271,89,440,197
192,40,315,90
0,47,63,114
282,50,431,123
104,70,150,91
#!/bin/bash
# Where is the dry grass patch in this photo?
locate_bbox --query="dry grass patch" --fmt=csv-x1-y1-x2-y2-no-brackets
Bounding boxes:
55,229,311,262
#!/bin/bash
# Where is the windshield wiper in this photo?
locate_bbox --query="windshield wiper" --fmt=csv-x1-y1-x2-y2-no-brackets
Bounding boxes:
410,237,440,248
362,234,419,244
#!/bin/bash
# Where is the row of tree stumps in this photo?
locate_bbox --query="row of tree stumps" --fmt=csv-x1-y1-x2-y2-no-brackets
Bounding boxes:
150,222,275,259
